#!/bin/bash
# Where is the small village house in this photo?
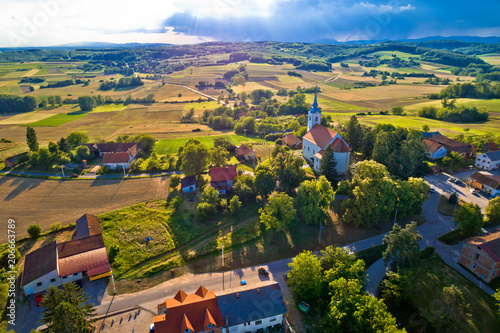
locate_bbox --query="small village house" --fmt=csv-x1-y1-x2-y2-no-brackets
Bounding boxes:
83,142,142,170
475,150,500,171
426,134,476,158
423,139,447,160
467,171,500,197
210,166,237,195
459,229,500,283
482,142,500,153
235,144,255,161
283,133,302,149
181,176,197,193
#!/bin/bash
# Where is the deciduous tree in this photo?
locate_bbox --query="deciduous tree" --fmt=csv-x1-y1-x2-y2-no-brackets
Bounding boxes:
288,250,323,300
67,131,89,148
454,203,483,236
296,176,334,225
270,150,305,193
485,196,500,226
382,222,422,268
440,284,471,333
259,191,296,231
180,139,210,178
255,167,276,198
210,147,228,167
26,126,39,151
229,195,242,215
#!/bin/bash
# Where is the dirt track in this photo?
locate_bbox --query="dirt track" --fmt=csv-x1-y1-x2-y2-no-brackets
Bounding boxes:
0,176,169,242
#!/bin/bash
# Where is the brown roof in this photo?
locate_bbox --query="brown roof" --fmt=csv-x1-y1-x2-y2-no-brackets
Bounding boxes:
58,247,111,277
102,152,130,164
428,135,476,154
423,139,444,153
236,144,254,157
75,214,101,239
57,234,105,259
464,229,500,262
483,142,500,152
449,145,477,155
303,124,338,148
283,133,301,146
21,241,58,287
469,171,500,190
95,142,141,154
210,165,237,182
154,287,223,333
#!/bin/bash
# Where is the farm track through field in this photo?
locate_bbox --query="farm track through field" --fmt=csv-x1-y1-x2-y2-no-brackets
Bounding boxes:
0,176,170,243
122,214,260,279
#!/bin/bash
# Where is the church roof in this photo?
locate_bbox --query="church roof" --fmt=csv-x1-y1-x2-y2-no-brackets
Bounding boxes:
308,87,321,114
303,124,338,148
314,138,350,159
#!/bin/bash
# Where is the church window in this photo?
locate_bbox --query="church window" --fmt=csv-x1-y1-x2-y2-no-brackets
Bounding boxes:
308,146,310,151
316,116,318,122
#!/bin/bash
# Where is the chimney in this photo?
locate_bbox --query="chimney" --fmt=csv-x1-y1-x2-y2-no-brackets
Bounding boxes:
257,288,260,295
226,167,229,171
236,293,239,299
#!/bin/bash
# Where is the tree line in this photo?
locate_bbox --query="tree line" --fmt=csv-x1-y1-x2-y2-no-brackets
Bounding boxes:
429,81,500,99
0,94,38,113
417,99,489,123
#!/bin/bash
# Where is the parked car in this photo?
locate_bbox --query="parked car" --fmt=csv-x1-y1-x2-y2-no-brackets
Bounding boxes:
454,179,461,184
149,324,155,333
35,294,43,306
470,188,476,194
258,267,269,277
430,187,436,193
448,177,456,183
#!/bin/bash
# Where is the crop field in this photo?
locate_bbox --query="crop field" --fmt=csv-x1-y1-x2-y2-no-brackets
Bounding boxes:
23,111,89,127
183,100,219,110
91,103,128,113
276,75,304,84
0,80,22,94
405,98,500,112
154,134,266,154
0,111,56,125
0,176,170,243
478,53,500,65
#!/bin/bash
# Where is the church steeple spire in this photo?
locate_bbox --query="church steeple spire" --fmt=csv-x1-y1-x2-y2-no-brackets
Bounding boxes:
307,86,321,131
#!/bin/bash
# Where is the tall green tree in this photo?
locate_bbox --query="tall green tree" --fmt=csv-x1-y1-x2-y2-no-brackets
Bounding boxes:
67,132,89,148
296,176,334,225
454,203,483,236
229,195,242,215
180,139,210,178
372,131,394,165
259,191,296,231
440,285,471,333
41,283,95,332
210,147,228,167
345,115,362,152
288,250,323,300
382,222,422,268
270,150,305,193
57,137,70,152
322,247,366,289
131,133,156,153
485,196,500,226
319,145,338,184
77,96,96,111
26,126,39,151
254,167,276,198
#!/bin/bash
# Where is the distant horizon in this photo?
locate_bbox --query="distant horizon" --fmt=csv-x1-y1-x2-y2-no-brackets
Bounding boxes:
1,0,499,48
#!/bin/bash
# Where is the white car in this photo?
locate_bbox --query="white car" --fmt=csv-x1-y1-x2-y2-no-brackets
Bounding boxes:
470,189,476,194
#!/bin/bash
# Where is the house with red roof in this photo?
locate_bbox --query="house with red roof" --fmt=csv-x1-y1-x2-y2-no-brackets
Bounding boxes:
235,144,255,160
20,214,111,296
283,133,302,149
210,165,237,194
302,89,350,174
459,229,500,283
83,142,142,170
423,139,447,160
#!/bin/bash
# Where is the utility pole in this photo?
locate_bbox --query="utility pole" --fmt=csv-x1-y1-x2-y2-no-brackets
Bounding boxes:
61,166,65,180
110,270,116,294
222,245,224,267
319,223,323,245
123,166,126,178
393,206,398,226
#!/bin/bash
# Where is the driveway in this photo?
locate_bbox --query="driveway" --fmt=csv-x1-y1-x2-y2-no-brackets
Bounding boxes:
424,169,500,212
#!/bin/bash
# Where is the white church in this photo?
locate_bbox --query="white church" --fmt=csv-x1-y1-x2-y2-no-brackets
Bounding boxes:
302,89,350,174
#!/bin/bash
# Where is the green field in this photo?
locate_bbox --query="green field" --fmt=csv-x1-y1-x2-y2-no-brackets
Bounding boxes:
154,134,267,154
91,103,128,113
401,257,500,332
276,74,304,84
23,111,88,127
405,98,500,112
369,51,421,60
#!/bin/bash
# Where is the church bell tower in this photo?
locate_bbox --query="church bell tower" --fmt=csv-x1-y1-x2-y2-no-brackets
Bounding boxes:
307,87,321,131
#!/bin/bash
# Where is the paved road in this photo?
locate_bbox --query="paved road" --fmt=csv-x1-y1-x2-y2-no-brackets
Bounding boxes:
0,169,182,179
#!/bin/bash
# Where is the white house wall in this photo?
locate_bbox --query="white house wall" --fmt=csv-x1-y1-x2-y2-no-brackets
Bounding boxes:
224,314,283,333
23,269,61,295
475,154,500,171
60,272,83,284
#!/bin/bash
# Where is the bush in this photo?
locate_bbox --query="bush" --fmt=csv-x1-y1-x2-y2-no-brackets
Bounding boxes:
49,222,62,233
0,248,20,270
108,244,120,265
168,196,182,212
448,192,458,205
196,202,217,221
27,224,42,238
229,195,242,214
170,175,181,189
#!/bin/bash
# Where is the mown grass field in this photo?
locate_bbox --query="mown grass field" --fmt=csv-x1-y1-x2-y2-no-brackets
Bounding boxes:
276,75,304,84
368,51,422,60
400,256,500,333
183,100,219,110
22,111,88,126
154,134,267,154
91,103,128,113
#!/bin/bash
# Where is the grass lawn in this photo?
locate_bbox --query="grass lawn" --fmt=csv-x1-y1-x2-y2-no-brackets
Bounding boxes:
438,228,470,245
183,100,219,110
91,103,127,113
154,134,266,154
437,194,464,216
355,244,385,267
22,111,88,127
396,256,500,333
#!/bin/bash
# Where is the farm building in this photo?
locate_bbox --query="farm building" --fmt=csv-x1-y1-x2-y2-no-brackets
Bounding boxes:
482,142,500,153
423,139,447,160
235,144,255,160
426,135,476,157
3,152,28,168
153,283,287,333
83,142,142,170
20,214,111,296
210,166,237,195
459,229,500,283
283,133,302,149
467,171,500,197
302,89,350,174
181,176,197,193
475,151,500,171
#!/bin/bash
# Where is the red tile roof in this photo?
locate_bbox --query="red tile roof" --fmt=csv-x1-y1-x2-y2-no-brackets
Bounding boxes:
330,137,351,153
210,166,237,182
95,142,141,154
428,135,476,154
154,287,224,333
283,133,301,147
423,139,444,153
57,234,105,259
469,171,500,190
102,152,130,164
464,229,500,262
58,247,111,277
303,124,338,148
236,144,254,157
483,142,500,152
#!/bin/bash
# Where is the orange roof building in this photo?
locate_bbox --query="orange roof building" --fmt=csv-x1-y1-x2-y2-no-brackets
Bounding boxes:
302,89,350,175
154,286,224,333
283,133,301,148
235,144,255,160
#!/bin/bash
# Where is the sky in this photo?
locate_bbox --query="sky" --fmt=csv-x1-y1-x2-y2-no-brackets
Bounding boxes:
1,0,499,47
